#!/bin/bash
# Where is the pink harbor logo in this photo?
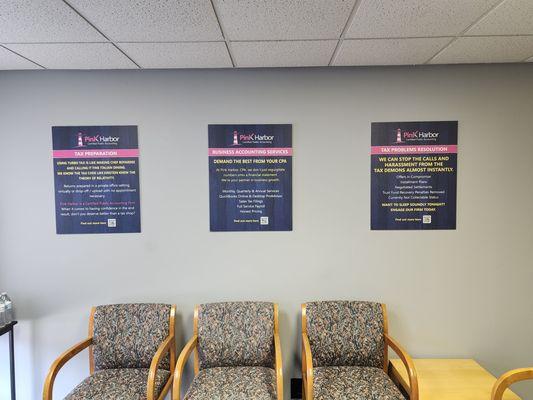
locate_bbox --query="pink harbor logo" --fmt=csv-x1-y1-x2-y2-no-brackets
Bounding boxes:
393,128,440,144
230,130,274,146
395,128,403,143
75,131,120,147
232,130,240,146
76,132,85,147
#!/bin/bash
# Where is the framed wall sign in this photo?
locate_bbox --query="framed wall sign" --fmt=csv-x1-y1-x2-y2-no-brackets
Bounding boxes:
371,121,458,230
52,125,141,234
209,124,292,231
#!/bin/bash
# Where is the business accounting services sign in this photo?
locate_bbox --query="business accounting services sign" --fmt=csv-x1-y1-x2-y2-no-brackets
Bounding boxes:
371,121,458,230
209,124,292,231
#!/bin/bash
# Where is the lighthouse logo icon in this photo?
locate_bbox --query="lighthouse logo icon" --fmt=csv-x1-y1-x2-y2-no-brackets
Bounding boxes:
232,131,239,146
396,128,403,143
77,132,85,147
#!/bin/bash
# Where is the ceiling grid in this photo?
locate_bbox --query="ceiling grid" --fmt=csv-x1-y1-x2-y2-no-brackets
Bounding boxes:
328,0,364,66
208,0,236,68
423,0,508,64
0,0,532,69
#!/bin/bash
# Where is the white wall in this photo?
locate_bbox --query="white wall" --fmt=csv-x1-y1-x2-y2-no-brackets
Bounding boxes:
0,64,532,399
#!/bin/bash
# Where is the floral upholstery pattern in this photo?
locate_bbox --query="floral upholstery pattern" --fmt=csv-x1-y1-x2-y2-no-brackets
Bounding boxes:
64,368,170,400
92,303,171,371
306,301,385,368
313,366,405,400
183,366,277,400
197,302,275,369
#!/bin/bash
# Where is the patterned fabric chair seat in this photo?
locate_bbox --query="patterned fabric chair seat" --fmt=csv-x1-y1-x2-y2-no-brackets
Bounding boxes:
65,368,170,400
313,366,405,400
303,301,418,400
177,302,281,400
183,366,277,400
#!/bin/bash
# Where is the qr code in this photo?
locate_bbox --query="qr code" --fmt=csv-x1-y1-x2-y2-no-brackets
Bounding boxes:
422,215,432,224
260,216,269,225
107,218,117,227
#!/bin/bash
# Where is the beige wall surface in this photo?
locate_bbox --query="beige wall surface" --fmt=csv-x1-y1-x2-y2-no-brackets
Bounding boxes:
0,64,532,399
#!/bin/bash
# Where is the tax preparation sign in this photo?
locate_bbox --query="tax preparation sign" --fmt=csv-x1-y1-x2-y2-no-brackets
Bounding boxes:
52,126,141,234
371,121,458,230
209,124,292,231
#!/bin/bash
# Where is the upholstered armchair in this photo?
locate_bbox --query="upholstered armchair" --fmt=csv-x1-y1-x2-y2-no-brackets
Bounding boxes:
301,301,418,400
43,303,176,400
173,301,283,400
491,368,533,400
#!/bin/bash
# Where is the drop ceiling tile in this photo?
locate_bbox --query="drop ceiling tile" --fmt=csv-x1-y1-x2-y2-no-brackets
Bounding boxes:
232,40,337,68
334,38,451,66
429,36,533,64
0,46,41,70
346,0,502,38
5,43,137,69
0,0,104,43
467,0,533,35
117,42,232,68
67,0,222,42
213,0,356,40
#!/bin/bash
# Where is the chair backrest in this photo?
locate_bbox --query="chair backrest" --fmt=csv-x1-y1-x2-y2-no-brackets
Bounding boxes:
91,303,171,370
196,301,275,369
491,368,533,400
304,301,385,368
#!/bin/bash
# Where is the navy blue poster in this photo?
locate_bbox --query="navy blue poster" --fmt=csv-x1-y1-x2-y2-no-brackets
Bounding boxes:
52,126,141,234
209,124,292,231
371,121,457,230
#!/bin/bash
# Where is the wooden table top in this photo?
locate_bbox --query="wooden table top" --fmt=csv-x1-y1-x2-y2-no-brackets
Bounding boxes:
390,359,521,400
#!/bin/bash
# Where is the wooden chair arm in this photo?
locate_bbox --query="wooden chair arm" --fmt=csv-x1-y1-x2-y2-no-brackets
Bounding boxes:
147,335,175,400
491,367,533,400
301,333,314,400
42,337,93,400
385,334,418,400
172,335,198,400
274,332,283,400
